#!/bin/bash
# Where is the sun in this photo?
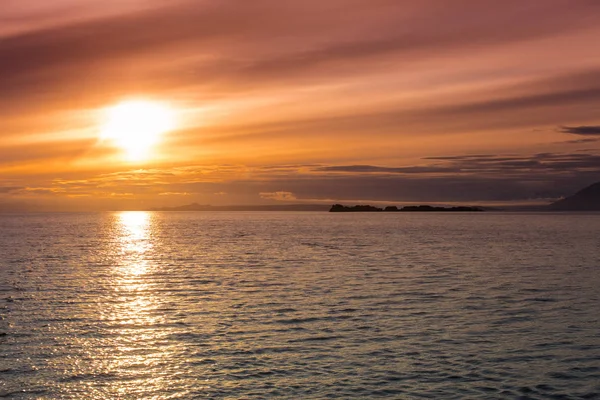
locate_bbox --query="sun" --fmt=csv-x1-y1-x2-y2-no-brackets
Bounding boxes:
100,100,175,161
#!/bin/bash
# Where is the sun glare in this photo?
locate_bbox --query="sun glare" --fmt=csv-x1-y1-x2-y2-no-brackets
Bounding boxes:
101,100,175,161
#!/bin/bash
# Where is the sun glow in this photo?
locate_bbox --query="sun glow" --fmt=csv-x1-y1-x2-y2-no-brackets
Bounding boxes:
101,100,175,161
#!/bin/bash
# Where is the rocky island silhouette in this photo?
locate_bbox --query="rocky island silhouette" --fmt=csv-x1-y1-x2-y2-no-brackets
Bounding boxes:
329,204,483,212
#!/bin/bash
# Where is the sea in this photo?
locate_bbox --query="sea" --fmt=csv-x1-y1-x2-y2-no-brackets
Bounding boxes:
1,211,599,399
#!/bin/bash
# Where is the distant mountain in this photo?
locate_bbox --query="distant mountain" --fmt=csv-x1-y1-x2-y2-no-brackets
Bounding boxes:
549,181,600,211
151,203,329,211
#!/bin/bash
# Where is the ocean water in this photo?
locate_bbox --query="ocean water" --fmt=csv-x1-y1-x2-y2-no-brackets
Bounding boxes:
1,211,599,399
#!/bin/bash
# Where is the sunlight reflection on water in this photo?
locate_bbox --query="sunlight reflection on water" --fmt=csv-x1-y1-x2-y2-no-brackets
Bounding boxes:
98,212,181,398
116,211,152,276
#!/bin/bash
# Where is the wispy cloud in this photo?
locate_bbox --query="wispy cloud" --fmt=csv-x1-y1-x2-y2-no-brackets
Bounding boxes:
260,191,297,201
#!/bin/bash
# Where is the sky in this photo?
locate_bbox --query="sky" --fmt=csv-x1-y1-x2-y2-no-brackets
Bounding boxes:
1,0,600,210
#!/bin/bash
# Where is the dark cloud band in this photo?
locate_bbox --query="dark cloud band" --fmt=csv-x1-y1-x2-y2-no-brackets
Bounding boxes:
560,126,600,136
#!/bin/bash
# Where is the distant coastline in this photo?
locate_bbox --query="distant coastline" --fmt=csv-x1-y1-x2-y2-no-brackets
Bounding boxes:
149,202,484,213
150,203,330,212
4,180,593,213
329,204,483,212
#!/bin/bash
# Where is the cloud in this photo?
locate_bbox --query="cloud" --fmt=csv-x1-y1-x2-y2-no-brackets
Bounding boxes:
439,87,600,116
315,165,458,174
559,125,600,136
417,153,600,175
181,68,600,151
3,149,600,208
158,192,190,196
259,191,297,201
0,186,24,194
21,187,65,196
559,138,600,144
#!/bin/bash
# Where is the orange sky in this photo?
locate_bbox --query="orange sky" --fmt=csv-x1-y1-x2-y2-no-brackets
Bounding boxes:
1,0,600,210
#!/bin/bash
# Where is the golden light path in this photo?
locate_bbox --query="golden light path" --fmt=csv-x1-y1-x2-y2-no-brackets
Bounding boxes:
100,100,176,162
98,211,179,397
117,211,153,277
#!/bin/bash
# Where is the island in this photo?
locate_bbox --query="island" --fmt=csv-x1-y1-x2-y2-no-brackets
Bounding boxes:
329,204,483,212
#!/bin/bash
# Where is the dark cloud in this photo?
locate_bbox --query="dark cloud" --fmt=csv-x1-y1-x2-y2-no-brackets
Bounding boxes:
420,153,600,175
558,138,600,144
423,154,497,160
559,126,600,136
439,88,600,116
315,165,458,174
221,173,597,203
133,153,600,202
293,153,600,202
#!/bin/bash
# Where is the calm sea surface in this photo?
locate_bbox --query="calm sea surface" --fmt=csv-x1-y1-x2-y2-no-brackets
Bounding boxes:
1,212,599,399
